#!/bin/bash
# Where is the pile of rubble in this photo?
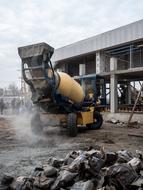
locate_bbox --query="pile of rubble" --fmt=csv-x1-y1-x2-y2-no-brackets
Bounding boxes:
0,147,143,190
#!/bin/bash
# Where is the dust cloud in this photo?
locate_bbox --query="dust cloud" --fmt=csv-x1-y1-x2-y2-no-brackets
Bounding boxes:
11,112,66,148
11,112,43,144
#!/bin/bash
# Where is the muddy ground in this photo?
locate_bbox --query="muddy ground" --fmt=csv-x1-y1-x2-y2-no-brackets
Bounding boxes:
0,114,143,179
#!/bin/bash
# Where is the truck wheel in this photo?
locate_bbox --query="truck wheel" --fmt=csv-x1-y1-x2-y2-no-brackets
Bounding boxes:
87,111,103,130
31,113,43,134
67,113,78,137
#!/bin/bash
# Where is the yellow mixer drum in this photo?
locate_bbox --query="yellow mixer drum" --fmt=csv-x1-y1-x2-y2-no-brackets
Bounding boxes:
57,72,84,104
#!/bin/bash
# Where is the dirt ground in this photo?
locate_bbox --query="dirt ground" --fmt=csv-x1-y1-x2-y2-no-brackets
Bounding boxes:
0,114,143,179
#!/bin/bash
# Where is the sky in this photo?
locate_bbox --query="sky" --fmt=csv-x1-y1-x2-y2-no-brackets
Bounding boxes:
0,0,143,88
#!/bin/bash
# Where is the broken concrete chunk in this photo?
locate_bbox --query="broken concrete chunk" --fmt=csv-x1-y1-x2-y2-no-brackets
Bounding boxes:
68,154,87,172
136,150,143,160
0,175,15,190
51,170,77,190
70,180,94,190
97,188,106,190
105,152,118,166
131,177,143,188
140,170,143,177
50,176,61,190
89,156,105,174
77,161,91,179
34,175,54,189
70,151,82,159
59,170,77,187
65,157,74,166
117,150,133,163
44,165,57,177
85,149,98,156
15,176,34,190
94,147,105,159
128,157,143,173
104,163,138,188
31,166,44,177
85,149,105,159
1,175,14,186
0,184,10,190
64,153,74,165
51,158,64,168
83,180,94,190
64,150,84,163
34,166,44,171
104,185,116,190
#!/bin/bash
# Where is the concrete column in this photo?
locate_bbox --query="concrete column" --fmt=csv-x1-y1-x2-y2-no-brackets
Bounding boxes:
127,82,131,104
79,64,86,92
96,51,105,74
130,45,133,68
110,74,118,113
79,64,85,76
110,57,117,71
56,63,66,72
110,57,118,113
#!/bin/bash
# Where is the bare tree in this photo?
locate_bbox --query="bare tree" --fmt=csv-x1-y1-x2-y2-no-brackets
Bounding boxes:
8,83,20,96
0,88,4,96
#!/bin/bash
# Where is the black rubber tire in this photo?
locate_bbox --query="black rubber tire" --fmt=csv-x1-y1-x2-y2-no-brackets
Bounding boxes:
87,111,103,130
67,113,78,137
31,113,43,134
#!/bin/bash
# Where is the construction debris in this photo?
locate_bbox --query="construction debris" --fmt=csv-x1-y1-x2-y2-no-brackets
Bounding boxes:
0,147,143,190
108,118,120,124
106,119,141,128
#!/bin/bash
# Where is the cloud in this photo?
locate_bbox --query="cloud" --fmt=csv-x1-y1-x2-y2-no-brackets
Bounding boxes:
0,0,143,88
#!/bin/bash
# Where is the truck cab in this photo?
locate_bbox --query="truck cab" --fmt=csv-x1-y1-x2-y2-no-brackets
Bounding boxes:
74,74,106,109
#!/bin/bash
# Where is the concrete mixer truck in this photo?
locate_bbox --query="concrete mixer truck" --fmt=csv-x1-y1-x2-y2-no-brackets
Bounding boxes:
18,42,103,136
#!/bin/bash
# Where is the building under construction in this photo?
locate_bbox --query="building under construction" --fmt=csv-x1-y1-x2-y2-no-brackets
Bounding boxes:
52,19,143,119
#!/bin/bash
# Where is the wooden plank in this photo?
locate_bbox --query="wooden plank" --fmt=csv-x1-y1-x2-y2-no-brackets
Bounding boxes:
127,83,143,126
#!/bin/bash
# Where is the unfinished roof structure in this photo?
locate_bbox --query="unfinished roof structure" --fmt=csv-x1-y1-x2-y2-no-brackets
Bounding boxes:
53,19,143,114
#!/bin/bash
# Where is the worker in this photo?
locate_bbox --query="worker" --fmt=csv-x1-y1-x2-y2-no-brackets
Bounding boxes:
85,88,95,102
0,99,5,115
11,98,16,114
